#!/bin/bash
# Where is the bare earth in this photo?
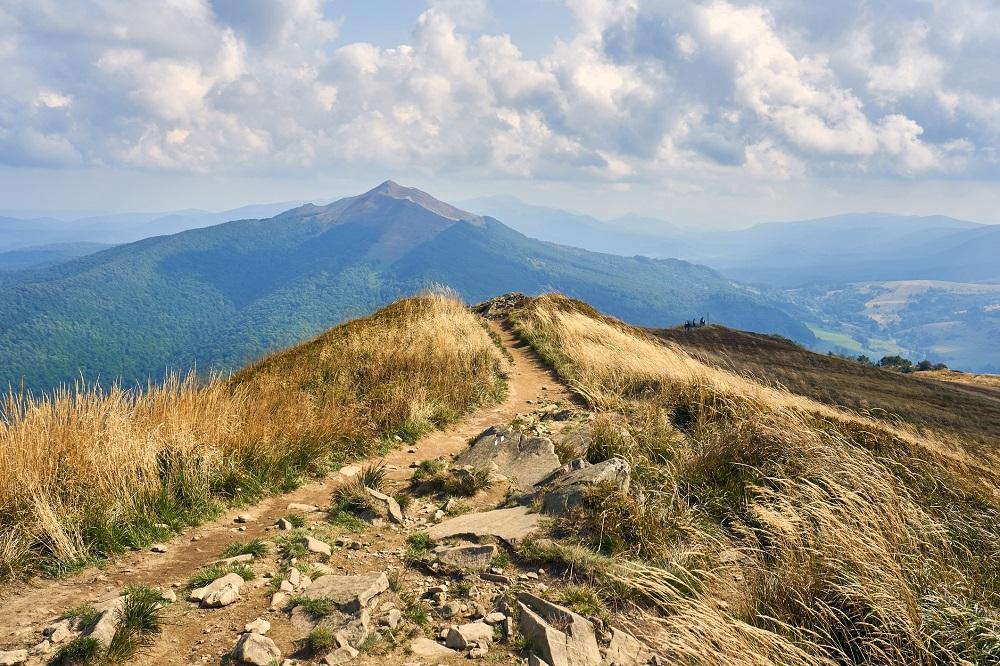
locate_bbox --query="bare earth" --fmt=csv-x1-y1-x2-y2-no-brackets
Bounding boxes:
0,321,582,665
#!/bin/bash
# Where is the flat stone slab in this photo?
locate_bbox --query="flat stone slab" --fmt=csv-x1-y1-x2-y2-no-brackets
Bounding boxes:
455,425,561,487
410,637,456,657
434,542,498,571
426,506,541,544
306,572,389,613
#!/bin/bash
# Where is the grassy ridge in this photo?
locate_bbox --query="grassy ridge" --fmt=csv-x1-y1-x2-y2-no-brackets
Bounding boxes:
0,294,506,580
510,294,1000,665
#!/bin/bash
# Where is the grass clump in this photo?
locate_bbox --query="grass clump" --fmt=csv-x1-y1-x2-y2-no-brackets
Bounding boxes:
188,562,255,589
410,460,492,497
289,595,334,618
0,294,506,581
303,626,337,654
222,538,270,558
51,636,101,665
61,604,100,630
284,513,306,528
357,462,387,491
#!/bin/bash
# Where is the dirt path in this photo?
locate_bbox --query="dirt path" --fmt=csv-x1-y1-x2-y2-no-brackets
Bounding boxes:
0,320,581,664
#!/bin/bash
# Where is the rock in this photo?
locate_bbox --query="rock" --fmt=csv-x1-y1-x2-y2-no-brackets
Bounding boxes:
276,518,294,530
425,506,541,545
280,579,295,593
339,465,361,478
454,426,561,488
0,650,27,665
517,592,601,666
480,572,512,585
470,645,489,658
231,632,281,665
270,592,287,609
322,646,359,664
151,543,168,553
305,572,389,613
365,488,404,524
288,567,302,588
552,424,592,460
445,622,494,650
235,513,253,523
161,589,177,603
288,502,320,513
541,458,631,515
409,637,455,657
605,628,652,666
380,608,402,629
303,536,332,555
334,610,371,649
244,618,271,635
528,654,553,666
433,543,498,571
190,572,245,608
28,640,53,656
484,612,507,626
43,619,73,644
85,595,127,647
434,600,463,619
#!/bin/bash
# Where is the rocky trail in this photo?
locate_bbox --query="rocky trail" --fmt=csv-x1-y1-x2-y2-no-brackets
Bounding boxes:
0,319,650,666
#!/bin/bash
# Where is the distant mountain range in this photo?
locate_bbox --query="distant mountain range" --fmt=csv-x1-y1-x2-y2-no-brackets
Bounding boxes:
463,199,1000,286
0,182,810,392
0,201,304,252
0,242,115,271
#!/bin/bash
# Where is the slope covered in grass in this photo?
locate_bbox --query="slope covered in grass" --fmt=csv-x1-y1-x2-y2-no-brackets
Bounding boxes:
653,324,1000,447
509,294,1000,665
0,294,505,580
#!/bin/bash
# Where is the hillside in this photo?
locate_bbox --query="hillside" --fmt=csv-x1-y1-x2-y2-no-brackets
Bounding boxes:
652,323,1000,445
0,242,113,271
0,181,810,393
0,292,997,666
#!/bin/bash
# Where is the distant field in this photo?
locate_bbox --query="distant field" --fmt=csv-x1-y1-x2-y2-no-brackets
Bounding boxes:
653,324,1000,446
807,324,903,357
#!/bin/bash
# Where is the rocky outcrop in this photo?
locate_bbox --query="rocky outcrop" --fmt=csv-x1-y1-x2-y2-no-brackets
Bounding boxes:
454,425,561,487
604,628,653,666
433,542,498,571
426,506,541,544
231,632,281,665
541,458,631,514
305,572,389,613
517,592,602,666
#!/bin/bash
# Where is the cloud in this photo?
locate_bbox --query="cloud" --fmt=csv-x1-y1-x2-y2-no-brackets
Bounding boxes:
0,0,995,189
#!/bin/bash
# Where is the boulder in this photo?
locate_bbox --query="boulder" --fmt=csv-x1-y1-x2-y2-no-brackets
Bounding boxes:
365,488,404,524
305,572,389,613
231,632,281,665
303,536,332,555
191,572,245,608
0,650,27,665
445,622,494,650
517,592,601,666
433,543,498,571
334,610,371,649
454,426,561,487
409,637,456,657
322,646,359,664
605,628,653,666
426,506,540,545
85,595,127,647
552,424,592,460
541,458,630,514
244,618,271,635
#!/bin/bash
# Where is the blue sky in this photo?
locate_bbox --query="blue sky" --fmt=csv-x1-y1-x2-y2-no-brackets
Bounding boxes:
1,0,999,227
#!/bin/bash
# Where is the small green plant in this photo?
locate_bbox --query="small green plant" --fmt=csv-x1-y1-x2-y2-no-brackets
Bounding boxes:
409,459,446,487
222,538,270,558
285,513,306,528
327,508,370,532
410,460,491,496
406,532,432,555
104,585,166,663
358,462,388,491
51,635,101,665
394,492,412,512
445,499,473,515
490,550,511,569
275,533,309,559
61,604,100,630
188,562,255,589
558,585,609,621
289,595,334,618
304,626,336,654
403,598,429,626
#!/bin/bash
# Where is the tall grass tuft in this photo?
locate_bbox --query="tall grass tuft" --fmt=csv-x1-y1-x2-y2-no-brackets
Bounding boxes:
0,294,505,580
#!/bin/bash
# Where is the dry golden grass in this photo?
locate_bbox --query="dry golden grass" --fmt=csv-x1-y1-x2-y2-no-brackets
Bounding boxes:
511,294,1000,665
0,294,505,580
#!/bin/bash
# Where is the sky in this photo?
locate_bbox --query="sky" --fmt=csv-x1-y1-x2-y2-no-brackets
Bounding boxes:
1,0,999,228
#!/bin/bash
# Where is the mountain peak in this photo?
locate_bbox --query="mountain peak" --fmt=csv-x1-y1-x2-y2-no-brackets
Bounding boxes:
358,180,481,223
